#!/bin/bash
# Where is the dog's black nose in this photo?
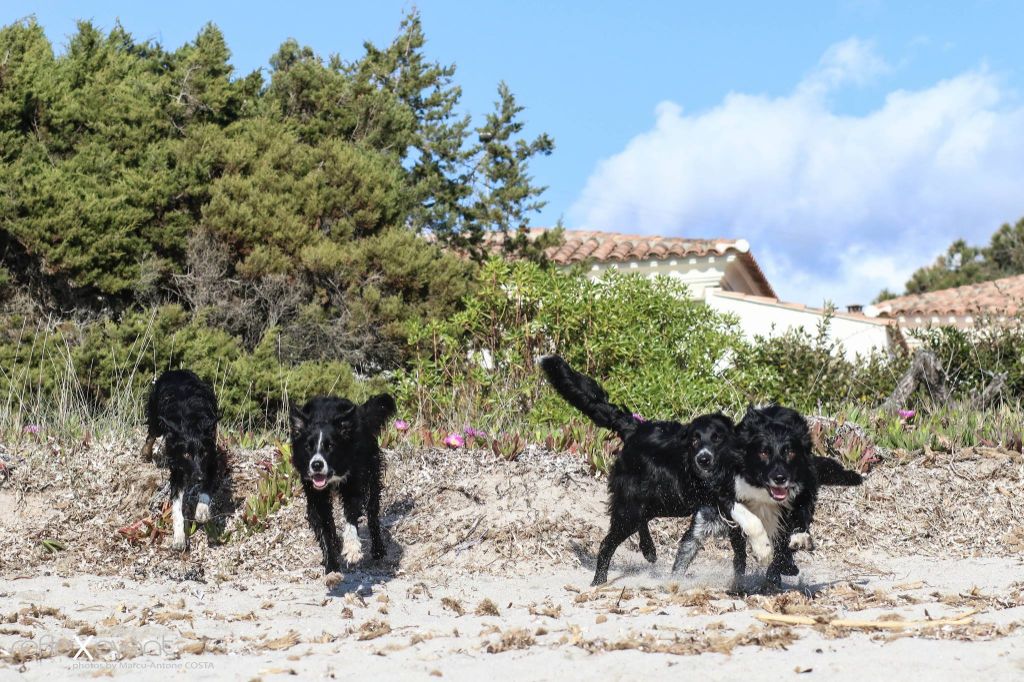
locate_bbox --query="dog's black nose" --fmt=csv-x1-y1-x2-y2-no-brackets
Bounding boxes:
696,453,712,467
310,459,325,472
771,472,788,485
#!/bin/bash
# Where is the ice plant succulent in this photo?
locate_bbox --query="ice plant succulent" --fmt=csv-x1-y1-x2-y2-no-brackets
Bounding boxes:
443,433,465,449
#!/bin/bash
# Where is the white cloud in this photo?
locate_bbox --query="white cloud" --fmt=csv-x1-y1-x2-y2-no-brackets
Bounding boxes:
568,39,1024,306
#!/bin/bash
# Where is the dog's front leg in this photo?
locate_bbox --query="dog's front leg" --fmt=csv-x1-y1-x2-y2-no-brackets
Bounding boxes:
339,492,366,567
765,527,795,588
787,499,816,552
169,463,188,551
303,482,342,574
727,525,748,590
365,474,386,561
671,507,716,575
194,446,218,524
729,502,773,565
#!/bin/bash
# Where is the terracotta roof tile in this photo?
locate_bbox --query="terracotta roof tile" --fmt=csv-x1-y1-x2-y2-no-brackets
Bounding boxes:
477,228,776,298
527,229,745,265
870,274,1024,318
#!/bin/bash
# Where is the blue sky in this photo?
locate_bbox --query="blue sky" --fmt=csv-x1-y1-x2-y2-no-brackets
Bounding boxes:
6,1,1024,305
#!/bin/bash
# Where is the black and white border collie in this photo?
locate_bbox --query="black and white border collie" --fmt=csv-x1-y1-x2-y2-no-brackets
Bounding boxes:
539,356,773,586
673,404,862,588
289,395,396,574
141,369,222,551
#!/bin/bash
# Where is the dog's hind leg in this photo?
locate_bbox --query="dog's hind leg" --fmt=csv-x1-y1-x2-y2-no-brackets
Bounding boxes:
593,511,640,586
303,482,343,574
140,436,156,462
638,521,657,563
339,490,366,567
142,381,160,461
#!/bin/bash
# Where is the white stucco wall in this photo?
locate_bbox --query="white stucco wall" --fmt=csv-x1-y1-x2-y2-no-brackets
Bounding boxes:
561,252,896,358
706,290,895,359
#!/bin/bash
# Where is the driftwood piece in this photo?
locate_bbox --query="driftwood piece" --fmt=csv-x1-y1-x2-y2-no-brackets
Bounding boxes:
972,372,1008,409
882,350,948,411
755,609,978,629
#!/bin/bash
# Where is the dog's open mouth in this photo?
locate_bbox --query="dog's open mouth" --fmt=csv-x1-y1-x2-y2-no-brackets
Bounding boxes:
768,485,789,501
310,473,329,490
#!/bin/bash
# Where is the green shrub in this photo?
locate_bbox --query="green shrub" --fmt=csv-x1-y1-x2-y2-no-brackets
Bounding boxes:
0,305,385,431
912,323,1024,395
399,258,749,430
731,313,907,411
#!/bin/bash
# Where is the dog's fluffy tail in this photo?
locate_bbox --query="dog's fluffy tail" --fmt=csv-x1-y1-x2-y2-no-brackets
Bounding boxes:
813,455,863,486
539,355,637,439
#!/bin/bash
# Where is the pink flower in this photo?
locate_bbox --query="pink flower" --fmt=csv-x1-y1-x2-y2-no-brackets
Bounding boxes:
632,413,646,423
443,433,465,449
394,419,409,432
23,424,41,435
464,427,487,438
897,409,916,420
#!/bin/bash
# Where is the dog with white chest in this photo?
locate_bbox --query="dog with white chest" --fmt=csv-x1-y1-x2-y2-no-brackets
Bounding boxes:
289,394,396,574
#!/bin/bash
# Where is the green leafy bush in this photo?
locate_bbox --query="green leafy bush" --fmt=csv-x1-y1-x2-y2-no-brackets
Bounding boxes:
398,262,926,434
731,313,907,411
399,258,748,430
912,323,1024,395
0,305,384,430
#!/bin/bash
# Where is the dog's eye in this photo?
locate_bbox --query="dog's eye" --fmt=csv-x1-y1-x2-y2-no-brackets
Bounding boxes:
711,433,721,443
759,451,769,462
785,450,795,462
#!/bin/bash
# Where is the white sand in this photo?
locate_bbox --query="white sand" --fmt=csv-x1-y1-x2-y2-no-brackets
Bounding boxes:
2,552,1022,680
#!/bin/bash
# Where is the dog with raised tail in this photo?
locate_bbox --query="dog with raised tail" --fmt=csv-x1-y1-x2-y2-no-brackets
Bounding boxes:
140,369,222,551
539,355,773,586
289,394,396,574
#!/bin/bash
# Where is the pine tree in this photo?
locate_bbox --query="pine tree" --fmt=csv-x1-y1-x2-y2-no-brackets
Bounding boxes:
465,82,556,259
354,10,473,237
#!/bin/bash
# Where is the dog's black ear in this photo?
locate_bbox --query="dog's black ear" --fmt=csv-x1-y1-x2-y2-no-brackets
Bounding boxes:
289,404,308,433
332,401,357,424
796,418,813,456
361,394,397,437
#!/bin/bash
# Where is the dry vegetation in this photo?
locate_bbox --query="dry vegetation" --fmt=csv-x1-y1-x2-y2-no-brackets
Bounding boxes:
1,432,1022,676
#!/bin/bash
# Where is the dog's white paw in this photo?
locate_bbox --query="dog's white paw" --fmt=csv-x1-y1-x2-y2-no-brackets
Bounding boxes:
324,571,344,588
342,542,364,566
788,532,815,551
749,533,773,565
195,501,211,524
171,534,187,552
341,524,363,566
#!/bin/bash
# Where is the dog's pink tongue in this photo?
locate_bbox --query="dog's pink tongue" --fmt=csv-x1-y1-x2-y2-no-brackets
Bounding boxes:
769,486,789,501
312,474,328,489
